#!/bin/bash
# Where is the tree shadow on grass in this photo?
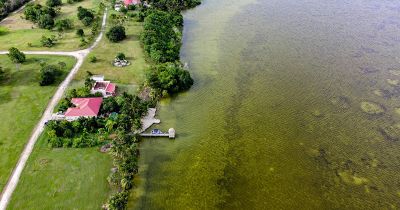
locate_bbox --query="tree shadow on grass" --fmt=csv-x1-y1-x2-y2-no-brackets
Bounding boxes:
126,34,140,41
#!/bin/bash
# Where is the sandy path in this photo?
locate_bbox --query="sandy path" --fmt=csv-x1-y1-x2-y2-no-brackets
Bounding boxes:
0,8,107,210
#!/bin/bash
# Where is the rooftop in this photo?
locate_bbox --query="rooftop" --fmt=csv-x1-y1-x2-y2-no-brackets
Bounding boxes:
65,97,103,117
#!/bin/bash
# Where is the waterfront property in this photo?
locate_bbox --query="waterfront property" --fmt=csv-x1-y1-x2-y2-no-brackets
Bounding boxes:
65,97,103,121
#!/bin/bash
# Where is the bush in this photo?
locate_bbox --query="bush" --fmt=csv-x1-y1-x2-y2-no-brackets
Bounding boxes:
120,7,127,14
107,191,128,210
24,4,57,23
115,52,126,60
127,4,136,10
81,16,93,26
38,14,55,29
0,67,7,82
39,64,60,86
77,6,94,20
76,28,84,37
55,19,73,31
40,35,56,47
89,55,97,63
106,25,126,42
7,47,25,63
46,0,62,7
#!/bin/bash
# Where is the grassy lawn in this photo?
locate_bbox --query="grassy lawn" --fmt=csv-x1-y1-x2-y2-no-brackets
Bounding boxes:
7,9,149,209
0,0,104,51
75,10,149,86
0,54,76,192
7,132,112,209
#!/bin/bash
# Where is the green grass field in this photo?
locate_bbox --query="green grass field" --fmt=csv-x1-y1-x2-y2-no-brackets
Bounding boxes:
7,10,149,209
0,0,103,51
0,54,76,192
76,10,149,86
7,132,112,209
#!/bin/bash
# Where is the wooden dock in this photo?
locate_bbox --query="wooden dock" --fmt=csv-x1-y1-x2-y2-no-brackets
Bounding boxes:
139,128,176,139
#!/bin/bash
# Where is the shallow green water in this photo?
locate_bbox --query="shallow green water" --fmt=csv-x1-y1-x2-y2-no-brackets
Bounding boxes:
131,0,400,209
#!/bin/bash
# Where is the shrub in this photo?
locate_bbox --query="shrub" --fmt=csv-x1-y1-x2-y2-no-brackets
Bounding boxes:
39,64,60,86
55,19,73,31
127,4,136,10
76,28,84,37
77,6,94,20
120,7,127,14
67,0,73,4
46,0,62,7
89,55,97,63
81,16,93,26
38,14,55,29
0,67,7,82
106,25,126,42
107,191,128,210
7,47,25,63
115,52,126,60
40,35,56,47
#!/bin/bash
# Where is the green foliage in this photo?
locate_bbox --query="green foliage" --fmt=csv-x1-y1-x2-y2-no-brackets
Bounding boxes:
46,0,62,7
77,6,94,20
127,4,136,10
120,7,127,14
146,62,193,95
115,52,126,60
76,28,85,37
141,10,181,63
39,64,60,86
38,14,55,29
24,4,57,24
89,55,97,63
7,47,25,63
106,25,126,42
40,35,56,47
81,16,94,26
146,0,201,12
55,19,73,31
107,191,128,210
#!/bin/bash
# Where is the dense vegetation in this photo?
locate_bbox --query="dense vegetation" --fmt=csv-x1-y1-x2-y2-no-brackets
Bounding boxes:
146,0,200,12
106,25,126,42
0,0,30,20
39,64,62,86
24,3,58,29
7,47,25,63
147,62,193,95
77,6,95,26
141,10,181,63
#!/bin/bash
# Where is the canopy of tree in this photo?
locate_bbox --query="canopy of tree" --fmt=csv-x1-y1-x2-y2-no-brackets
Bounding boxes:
0,0,30,20
146,0,200,12
8,47,26,63
39,64,61,86
24,3,57,29
146,62,193,95
141,10,182,63
46,0,61,7
106,25,126,42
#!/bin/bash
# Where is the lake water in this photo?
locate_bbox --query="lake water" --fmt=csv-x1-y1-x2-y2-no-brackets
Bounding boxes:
131,0,400,209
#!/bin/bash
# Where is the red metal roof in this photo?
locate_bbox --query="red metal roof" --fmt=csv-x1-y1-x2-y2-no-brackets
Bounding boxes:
106,83,116,93
65,97,103,117
124,0,140,6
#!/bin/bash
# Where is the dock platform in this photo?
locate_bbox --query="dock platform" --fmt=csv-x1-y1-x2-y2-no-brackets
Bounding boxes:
140,128,176,139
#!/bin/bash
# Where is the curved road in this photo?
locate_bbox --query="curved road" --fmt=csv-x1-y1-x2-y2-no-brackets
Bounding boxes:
0,8,108,210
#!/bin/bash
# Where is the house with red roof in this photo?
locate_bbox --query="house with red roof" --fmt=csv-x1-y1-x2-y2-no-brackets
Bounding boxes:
91,81,116,97
65,97,103,121
90,75,117,97
124,0,140,6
